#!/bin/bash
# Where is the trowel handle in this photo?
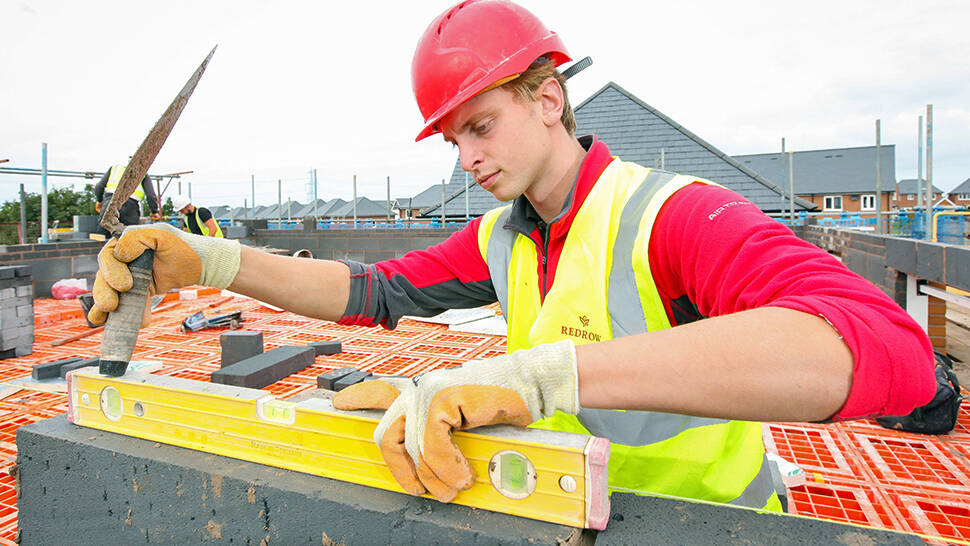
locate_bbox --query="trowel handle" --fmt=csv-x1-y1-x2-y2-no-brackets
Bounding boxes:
99,249,154,377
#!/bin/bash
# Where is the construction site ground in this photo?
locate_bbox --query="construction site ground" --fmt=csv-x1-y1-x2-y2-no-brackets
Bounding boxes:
0,289,967,544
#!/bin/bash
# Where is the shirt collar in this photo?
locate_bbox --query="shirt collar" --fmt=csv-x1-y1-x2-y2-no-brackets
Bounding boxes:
506,134,615,235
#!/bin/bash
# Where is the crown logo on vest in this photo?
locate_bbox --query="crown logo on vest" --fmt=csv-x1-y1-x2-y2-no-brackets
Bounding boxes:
578,314,590,328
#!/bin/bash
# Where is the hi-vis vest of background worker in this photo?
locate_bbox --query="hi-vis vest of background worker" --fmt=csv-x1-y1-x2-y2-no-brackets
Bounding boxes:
105,165,146,201
189,208,224,238
476,159,781,511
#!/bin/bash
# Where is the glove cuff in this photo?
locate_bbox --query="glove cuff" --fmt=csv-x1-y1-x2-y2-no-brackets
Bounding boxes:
523,340,580,417
196,238,241,289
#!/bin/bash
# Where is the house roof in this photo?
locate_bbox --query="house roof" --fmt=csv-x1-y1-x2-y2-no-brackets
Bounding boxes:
949,177,970,195
733,146,896,195
328,197,392,218
896,179,944,195
421,81,814,216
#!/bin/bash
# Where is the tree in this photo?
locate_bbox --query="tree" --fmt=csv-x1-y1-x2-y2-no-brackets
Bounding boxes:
141,196,176,217
0,184,98,223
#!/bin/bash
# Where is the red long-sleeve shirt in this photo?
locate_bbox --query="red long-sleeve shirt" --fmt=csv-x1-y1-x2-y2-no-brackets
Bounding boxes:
340,136,936,420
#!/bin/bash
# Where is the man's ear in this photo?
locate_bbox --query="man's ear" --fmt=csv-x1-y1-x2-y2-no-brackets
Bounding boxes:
537,77,565,127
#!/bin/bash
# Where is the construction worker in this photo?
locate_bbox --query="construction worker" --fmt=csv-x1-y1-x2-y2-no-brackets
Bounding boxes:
172,194,223,238
93,162,160,235
89,0,936,511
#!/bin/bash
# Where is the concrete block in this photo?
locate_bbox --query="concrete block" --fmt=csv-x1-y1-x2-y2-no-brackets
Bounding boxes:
309,340,342,356
60,357,99,378
17,304,33,318
211,346,314,388
916,241,944,281
333,370,373,391
27,257,72,281
885,236,917,274
72,254,99,275
15,284,32,297
13,264,32,277
316,367,358,390
303,216,317,231
224,225,251,239
220,331,264,367
945,245,970,292
32,357,82,380
17,414,588,545
0,288,13,300
0,267,13,279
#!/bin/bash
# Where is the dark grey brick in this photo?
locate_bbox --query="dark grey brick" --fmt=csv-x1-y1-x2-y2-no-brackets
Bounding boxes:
363,251,397,262
309,340,342,356
843,251,866,278
32,357,82,380
72,256,99,275
316,367,358,390
945,245,970,291
885,237,917,274
33,280,57,299
0,267,13,280
220,331,264,367
916,242,945,281
60,357,99,378
211,346,314,388
333,370,372,391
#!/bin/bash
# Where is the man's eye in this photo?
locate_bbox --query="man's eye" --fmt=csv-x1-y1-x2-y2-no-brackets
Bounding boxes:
475,120,492,134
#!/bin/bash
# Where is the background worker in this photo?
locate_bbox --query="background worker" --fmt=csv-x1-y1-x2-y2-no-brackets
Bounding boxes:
93,161,160,236
172,194,223,238
89,0,935,511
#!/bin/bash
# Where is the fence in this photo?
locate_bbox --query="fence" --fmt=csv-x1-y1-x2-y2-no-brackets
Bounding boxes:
776,210,969,245
0,223,42,246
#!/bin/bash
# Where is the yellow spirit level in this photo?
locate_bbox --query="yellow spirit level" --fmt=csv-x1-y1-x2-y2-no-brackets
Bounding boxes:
67,369,610,529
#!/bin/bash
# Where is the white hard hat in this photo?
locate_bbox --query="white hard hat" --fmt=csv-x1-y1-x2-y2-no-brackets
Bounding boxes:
172,194,190,211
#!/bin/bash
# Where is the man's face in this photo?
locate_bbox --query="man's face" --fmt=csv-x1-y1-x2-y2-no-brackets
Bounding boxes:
179,205,191,215
440,87,550,202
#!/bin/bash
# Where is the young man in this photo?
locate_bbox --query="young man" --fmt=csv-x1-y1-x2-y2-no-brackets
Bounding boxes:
172,194,223,238
93,162,161,235
89,0,935,510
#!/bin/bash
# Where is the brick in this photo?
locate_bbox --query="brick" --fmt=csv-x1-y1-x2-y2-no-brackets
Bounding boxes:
13,264,32,277
945,245,970,291
17,304,32,318
15,285,32,297
916,242,944,281
220,331,264,368
210,346,314,389
316,367,358,390
60,357,99,378
309,340,342,356
0,288,13,300
333,370,373,391
0,267,13,280
32,357,82,380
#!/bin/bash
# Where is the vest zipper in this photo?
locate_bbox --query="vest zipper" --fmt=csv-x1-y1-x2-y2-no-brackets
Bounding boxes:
537,220,550,299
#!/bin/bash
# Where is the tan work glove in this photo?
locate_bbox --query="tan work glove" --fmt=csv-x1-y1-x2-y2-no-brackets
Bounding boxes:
333,340,578,502
88,223,241,326
149,212,161,221
94,201,102,213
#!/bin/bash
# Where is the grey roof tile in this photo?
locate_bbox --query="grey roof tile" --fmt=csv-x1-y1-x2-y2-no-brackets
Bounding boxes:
420,81,814,216
734,146,896,195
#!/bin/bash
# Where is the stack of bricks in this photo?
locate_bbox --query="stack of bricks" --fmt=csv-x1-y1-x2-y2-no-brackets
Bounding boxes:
0,265,33,359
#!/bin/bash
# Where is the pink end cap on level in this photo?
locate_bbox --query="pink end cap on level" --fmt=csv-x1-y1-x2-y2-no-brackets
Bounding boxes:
584,436,611,530
65,370,76,424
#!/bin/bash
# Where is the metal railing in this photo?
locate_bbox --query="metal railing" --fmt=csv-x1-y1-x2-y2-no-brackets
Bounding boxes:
775,210,969,245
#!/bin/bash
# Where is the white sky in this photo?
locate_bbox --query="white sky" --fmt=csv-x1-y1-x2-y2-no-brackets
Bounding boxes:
2,0,969,208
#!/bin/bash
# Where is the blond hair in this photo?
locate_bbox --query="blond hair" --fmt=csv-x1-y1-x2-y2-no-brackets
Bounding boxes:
502,59,576,135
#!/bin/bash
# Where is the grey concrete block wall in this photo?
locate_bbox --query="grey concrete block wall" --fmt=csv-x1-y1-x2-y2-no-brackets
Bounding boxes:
253,228,461,263
0,265,33,358
797,225,970,293
18,415,923,544
0,240,102,298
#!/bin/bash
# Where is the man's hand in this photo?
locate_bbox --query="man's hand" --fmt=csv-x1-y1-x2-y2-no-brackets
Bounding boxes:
88,223,241,326
149,212,161,221
95,201,102,213
333,340,578,502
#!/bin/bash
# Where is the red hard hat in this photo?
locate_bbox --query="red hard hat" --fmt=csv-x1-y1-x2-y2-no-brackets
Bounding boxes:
411,0,571,141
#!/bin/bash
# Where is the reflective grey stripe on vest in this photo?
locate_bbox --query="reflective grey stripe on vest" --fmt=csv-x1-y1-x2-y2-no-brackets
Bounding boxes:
726,453,776,509
484,207,516,320
580,168,727,446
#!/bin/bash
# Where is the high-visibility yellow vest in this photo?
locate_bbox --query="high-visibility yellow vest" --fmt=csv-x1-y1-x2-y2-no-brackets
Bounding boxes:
189,208,224,238
105,164,146,201
476,159,781,510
